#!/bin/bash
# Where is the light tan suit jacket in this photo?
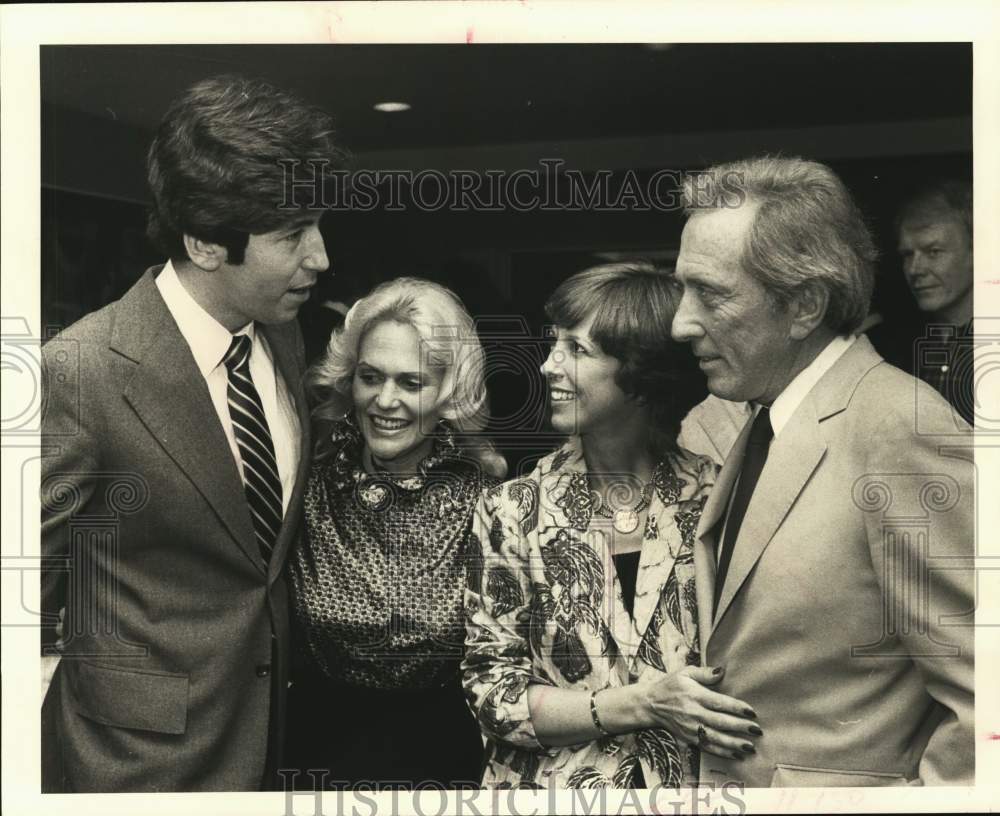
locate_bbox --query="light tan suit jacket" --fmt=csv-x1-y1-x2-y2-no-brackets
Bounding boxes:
694,336,974,787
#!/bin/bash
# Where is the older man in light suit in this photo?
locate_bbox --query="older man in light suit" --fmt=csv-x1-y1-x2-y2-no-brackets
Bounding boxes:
670,156,974,787
40,75,343,791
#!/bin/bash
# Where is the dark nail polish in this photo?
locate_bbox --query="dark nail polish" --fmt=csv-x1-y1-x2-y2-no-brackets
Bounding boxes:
743,708,757,718
748,725,763,736
731,751,744,760
712,666,725,676
742,743,756,754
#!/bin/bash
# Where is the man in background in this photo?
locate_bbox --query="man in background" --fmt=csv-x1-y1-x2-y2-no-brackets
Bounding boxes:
895,179,975,424
41,74,344,791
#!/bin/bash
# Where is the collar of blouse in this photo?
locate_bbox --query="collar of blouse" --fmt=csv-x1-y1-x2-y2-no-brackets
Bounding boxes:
323,413,465,497
541,436,686,534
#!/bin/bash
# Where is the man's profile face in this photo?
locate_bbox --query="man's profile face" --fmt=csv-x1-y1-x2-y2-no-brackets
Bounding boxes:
897,214,973,323
671,205,797,405
215,214,329,329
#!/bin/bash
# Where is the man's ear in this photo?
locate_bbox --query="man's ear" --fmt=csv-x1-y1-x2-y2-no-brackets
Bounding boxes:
788,282,830,340
182,234,227,271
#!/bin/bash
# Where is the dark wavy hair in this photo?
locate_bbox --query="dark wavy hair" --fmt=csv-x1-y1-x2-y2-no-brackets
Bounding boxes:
544,262,707,453
146,74,349,264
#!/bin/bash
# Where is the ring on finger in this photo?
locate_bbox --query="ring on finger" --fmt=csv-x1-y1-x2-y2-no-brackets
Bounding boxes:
697,725,708,745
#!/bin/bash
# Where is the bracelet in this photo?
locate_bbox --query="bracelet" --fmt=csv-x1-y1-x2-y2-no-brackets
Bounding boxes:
590,690,612,738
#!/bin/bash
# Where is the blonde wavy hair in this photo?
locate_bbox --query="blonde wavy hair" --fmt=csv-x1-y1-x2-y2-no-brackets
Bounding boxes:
307,277,506,478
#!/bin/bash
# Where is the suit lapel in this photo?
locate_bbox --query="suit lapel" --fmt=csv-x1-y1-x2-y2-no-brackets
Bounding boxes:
114,270,264,574
706,336,885,639
629,533,670,654
629,463,692,663
260,321,309,584
610,455,707,673
712,406,826,626
694,417,750,654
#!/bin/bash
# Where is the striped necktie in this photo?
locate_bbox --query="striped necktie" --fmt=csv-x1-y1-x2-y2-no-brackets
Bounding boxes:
223,333,283,562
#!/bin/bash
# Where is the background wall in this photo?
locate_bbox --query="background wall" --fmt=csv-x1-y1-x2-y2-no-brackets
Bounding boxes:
40,43,972,472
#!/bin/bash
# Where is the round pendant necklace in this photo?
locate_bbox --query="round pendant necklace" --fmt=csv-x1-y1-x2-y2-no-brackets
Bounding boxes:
594,480,653,534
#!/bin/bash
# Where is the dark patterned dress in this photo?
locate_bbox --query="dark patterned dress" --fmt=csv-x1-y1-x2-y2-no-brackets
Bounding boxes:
286,416,497,787
462,436,716,789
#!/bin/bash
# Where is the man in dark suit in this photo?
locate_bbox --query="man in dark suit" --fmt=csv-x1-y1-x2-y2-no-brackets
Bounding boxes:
671,156,974,787
40,75,344,791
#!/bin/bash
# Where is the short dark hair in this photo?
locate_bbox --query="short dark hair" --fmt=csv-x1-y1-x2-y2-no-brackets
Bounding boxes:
681,155,877,335
146,74,348,264
544,262,707,452
896,178,973,240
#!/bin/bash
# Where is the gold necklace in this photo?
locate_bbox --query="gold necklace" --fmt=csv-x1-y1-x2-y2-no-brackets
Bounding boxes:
593,480,653,535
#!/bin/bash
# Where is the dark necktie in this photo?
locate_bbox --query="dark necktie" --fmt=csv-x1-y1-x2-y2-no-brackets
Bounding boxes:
223,334,283,562
714,406,773,615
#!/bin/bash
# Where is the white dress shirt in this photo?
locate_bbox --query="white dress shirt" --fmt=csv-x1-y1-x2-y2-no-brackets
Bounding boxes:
155,262,301,514
767,333,856,438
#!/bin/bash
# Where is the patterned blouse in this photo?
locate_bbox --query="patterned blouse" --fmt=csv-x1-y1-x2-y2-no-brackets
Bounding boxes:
290,416,498,690
462,437,716,788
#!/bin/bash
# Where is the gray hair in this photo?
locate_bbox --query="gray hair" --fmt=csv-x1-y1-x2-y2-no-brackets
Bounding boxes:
896,178,972,240
681,155,877,334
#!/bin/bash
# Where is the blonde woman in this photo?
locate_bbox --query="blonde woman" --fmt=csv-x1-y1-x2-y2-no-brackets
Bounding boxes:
285,277,506,788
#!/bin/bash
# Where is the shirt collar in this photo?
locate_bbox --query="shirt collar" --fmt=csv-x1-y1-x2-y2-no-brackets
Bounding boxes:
764,333,856,437
324,414,463,495
155,260,255,376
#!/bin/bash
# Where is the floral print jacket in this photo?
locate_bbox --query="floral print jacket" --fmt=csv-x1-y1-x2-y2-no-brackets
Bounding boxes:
462,437,716,789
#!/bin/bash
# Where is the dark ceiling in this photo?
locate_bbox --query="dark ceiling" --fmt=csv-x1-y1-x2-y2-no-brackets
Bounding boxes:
41,43,971,152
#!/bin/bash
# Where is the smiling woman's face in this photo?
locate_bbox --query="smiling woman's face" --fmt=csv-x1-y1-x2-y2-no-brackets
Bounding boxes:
539,313,638,437
351,319,445,472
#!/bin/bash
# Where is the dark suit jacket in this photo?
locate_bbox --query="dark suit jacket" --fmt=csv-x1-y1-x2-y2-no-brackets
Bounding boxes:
693,336,974,787
40,268,311,791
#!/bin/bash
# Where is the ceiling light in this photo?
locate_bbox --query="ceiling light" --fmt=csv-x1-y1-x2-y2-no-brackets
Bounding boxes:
374,102,411,113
